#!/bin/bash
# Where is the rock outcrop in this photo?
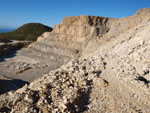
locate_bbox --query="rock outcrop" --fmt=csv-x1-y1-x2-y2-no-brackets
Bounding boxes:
0,8,150,113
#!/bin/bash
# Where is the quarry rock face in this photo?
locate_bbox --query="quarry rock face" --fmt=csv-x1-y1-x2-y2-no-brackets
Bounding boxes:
54,15,111,36
21,15,115,71
0,8,150,113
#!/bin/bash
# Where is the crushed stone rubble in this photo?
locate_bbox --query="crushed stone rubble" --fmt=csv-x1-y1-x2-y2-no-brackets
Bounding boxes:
5,61,48,74
0,56,107,113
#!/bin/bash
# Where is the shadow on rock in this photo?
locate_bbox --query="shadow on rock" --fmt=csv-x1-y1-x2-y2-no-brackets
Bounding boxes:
0,79,29,95
0,49,19,62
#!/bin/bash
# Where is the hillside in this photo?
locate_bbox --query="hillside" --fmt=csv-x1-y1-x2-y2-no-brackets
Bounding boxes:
0,23,53,41
0,8,150,113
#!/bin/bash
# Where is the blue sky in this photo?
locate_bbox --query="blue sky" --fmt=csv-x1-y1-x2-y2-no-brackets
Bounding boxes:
0,0,150,28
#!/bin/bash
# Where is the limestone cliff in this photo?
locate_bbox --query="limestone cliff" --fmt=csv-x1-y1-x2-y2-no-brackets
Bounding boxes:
21,15,116,69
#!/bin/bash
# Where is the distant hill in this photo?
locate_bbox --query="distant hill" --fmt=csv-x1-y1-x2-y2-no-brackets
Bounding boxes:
0,23,53,41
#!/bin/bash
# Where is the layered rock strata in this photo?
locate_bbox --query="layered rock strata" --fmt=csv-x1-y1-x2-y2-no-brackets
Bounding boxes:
22,16,115,68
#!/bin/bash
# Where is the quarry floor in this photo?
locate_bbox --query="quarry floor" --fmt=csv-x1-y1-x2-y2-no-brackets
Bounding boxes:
0,49,54,82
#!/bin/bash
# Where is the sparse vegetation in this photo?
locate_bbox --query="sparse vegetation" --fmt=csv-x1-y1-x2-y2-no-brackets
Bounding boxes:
0,23,53,41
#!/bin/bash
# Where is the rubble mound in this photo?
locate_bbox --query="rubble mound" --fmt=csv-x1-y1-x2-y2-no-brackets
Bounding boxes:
0,8,150,112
